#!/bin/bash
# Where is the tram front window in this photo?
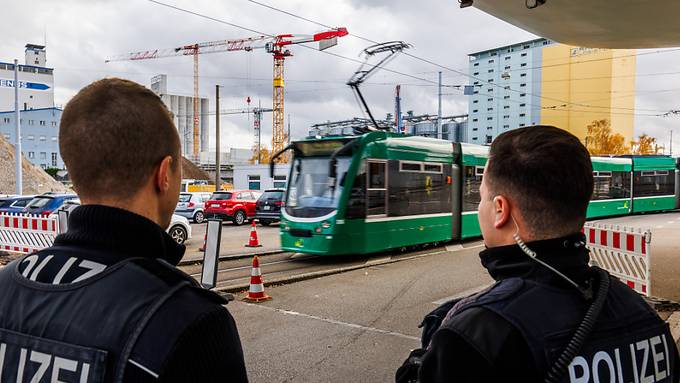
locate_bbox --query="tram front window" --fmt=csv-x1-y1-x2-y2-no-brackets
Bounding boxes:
286,156,351,218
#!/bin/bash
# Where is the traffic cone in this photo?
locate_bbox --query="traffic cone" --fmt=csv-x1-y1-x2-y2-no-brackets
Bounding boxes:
198,233,207,252
245,220,262,248
243,256,272,302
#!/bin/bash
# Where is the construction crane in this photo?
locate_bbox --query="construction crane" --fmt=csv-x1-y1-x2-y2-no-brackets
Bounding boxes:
106,28,348,162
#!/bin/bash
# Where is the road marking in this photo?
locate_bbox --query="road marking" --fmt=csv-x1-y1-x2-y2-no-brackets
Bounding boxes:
656,225,665,229
244,303,420,342
667,221,675,224
432,283,493,305
365,256,392,266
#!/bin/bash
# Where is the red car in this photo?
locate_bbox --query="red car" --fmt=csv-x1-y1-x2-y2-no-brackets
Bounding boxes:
204,190,262,225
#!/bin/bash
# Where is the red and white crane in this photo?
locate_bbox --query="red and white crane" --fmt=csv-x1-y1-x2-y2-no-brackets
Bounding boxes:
106,27,348,161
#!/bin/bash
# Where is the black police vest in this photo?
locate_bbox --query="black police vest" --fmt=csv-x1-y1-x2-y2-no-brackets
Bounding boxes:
0,250,225,383
440,274,677,383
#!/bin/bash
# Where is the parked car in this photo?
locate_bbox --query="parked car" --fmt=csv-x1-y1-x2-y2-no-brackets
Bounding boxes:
22,194,78,216
0,195,35,214
167,214,192,245
255,189,285,226
174,192,211,223
204,190,262,225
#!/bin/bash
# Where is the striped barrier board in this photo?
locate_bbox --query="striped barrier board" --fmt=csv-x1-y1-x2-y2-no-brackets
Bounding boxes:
0,213,59,255
583,222,652,297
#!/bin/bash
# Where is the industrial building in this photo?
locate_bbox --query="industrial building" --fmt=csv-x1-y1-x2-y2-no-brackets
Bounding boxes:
0,44,64,169
467,38,636,145
150,74,209,162
233,164,290,191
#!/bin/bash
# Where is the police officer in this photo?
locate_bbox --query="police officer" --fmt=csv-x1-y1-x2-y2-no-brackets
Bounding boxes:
396,126,679,382
0,79,248,382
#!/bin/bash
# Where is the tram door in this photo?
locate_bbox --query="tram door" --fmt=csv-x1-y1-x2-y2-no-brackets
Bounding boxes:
451,163,462,240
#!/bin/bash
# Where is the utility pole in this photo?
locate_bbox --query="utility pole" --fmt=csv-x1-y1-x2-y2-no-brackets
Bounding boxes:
256,100,262,165
14,59,22,195
215,85,221,190
437,71,442,139
394,85,402,133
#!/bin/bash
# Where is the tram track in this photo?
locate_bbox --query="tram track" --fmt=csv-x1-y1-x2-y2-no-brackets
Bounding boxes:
178,241,484,293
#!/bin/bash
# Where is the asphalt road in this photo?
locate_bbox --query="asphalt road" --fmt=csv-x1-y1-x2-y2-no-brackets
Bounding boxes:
226,243,490,383
181,221,281,262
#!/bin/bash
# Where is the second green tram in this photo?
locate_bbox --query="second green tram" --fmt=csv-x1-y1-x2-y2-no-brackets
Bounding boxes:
275,131,678,256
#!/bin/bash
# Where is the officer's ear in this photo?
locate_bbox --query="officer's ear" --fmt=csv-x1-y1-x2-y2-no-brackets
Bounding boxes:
155,156,174,194
492,195,512,229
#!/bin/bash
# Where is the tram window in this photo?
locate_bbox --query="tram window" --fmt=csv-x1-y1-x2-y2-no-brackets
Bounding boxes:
633,171,675,197
345,162,366,219
592,171,630,200
388,160,450,217
400,161,421,172
367,161,387,216
463,166,483,212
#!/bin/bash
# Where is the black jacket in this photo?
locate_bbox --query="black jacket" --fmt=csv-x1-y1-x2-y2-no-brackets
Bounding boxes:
397,234,680,383
9,205,248,382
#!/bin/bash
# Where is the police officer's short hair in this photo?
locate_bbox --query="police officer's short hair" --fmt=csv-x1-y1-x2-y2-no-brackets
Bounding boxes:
486,125,593,237
60,78,180,199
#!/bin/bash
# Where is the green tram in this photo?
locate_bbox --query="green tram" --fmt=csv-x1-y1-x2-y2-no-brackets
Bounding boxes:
273,131,679,256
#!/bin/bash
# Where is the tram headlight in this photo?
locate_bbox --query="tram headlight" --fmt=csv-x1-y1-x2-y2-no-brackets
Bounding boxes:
282,224,290,231
315,226,323,233
321,221,331,229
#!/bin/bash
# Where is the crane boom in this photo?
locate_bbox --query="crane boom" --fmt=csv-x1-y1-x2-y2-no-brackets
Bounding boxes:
106,27,348,163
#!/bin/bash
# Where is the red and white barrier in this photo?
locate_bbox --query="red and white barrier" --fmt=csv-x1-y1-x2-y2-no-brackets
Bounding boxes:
0,213,59,254
583,222,652,297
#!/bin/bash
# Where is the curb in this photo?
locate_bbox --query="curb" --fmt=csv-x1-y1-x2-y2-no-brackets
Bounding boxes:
668,312,680,349
178,249,284,266
215,249,448,295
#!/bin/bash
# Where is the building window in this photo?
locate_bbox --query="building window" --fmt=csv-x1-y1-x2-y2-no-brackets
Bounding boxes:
3,134,9,140
487,126,492,130
521,53,527,57
503,115,510,119
40,164,46,169
473,91,478,94
39,135,46,141
473,100,478,104
472,137,478,141
51,153,57,167
519,113,526,117
473,109,478,113
519,124,526,127
520,83,527,87
27,135,34,140
504,95,510,99
28,120,34,125
487,88,493,92
488,79,494,83
523,45,530,49
520,73,527,77
487,98,493,102
486,135,493,144
488,59,494,63
39,120,46,126
543,41,549,45
504,56,511,60
504,86,510,90
472,118,478,122
504,66,511,70
504,105,510,109
503,125,510,129
490,52,497,56
488,69,494,73
473,62,479,67
40,152,47,160
472,128,478,132
248,175,261,190
273,175,287,189
521,63,527,67
28,152,34,159
520,93,526,97
487,107,493,111
487,117,493,121
51,137,57,141
51,121,57,127
473,81,479,85
520,103,526,107
473,72,479,76
2,118,9,123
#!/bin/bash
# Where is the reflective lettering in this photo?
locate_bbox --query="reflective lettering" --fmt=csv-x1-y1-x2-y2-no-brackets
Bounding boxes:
71,260,106,283
51,356,77,383
592,351,615,383
20,255,39,278
614,348,625,383
630,343,640,383
636,339,653,383
0,343,5,382
568,356,590,383
29,255,53,281
29,350,51,383
662,335,670,378
16,348,26,383
52,257,77,285
79,363,90,383
649,336,667,380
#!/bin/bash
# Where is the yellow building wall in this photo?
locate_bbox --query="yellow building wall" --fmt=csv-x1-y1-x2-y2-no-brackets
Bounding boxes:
540,45,636,145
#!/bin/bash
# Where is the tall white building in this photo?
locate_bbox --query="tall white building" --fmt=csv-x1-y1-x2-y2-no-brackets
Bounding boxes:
150,74,209,161
0,44,54,112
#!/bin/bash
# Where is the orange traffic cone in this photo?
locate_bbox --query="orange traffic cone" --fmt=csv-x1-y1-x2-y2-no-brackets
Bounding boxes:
198,233,207,252
245,220,262,248
243,256,272,302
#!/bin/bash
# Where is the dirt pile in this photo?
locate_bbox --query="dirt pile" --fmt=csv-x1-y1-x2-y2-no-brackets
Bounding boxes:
0,135,70,195
182,157,211,180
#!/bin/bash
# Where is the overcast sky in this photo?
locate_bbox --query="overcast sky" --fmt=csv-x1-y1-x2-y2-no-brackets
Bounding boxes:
2,0,680,154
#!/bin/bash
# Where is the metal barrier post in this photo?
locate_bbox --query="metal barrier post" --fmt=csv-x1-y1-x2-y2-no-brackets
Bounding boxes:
201,219,222,289
57,209,69,235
